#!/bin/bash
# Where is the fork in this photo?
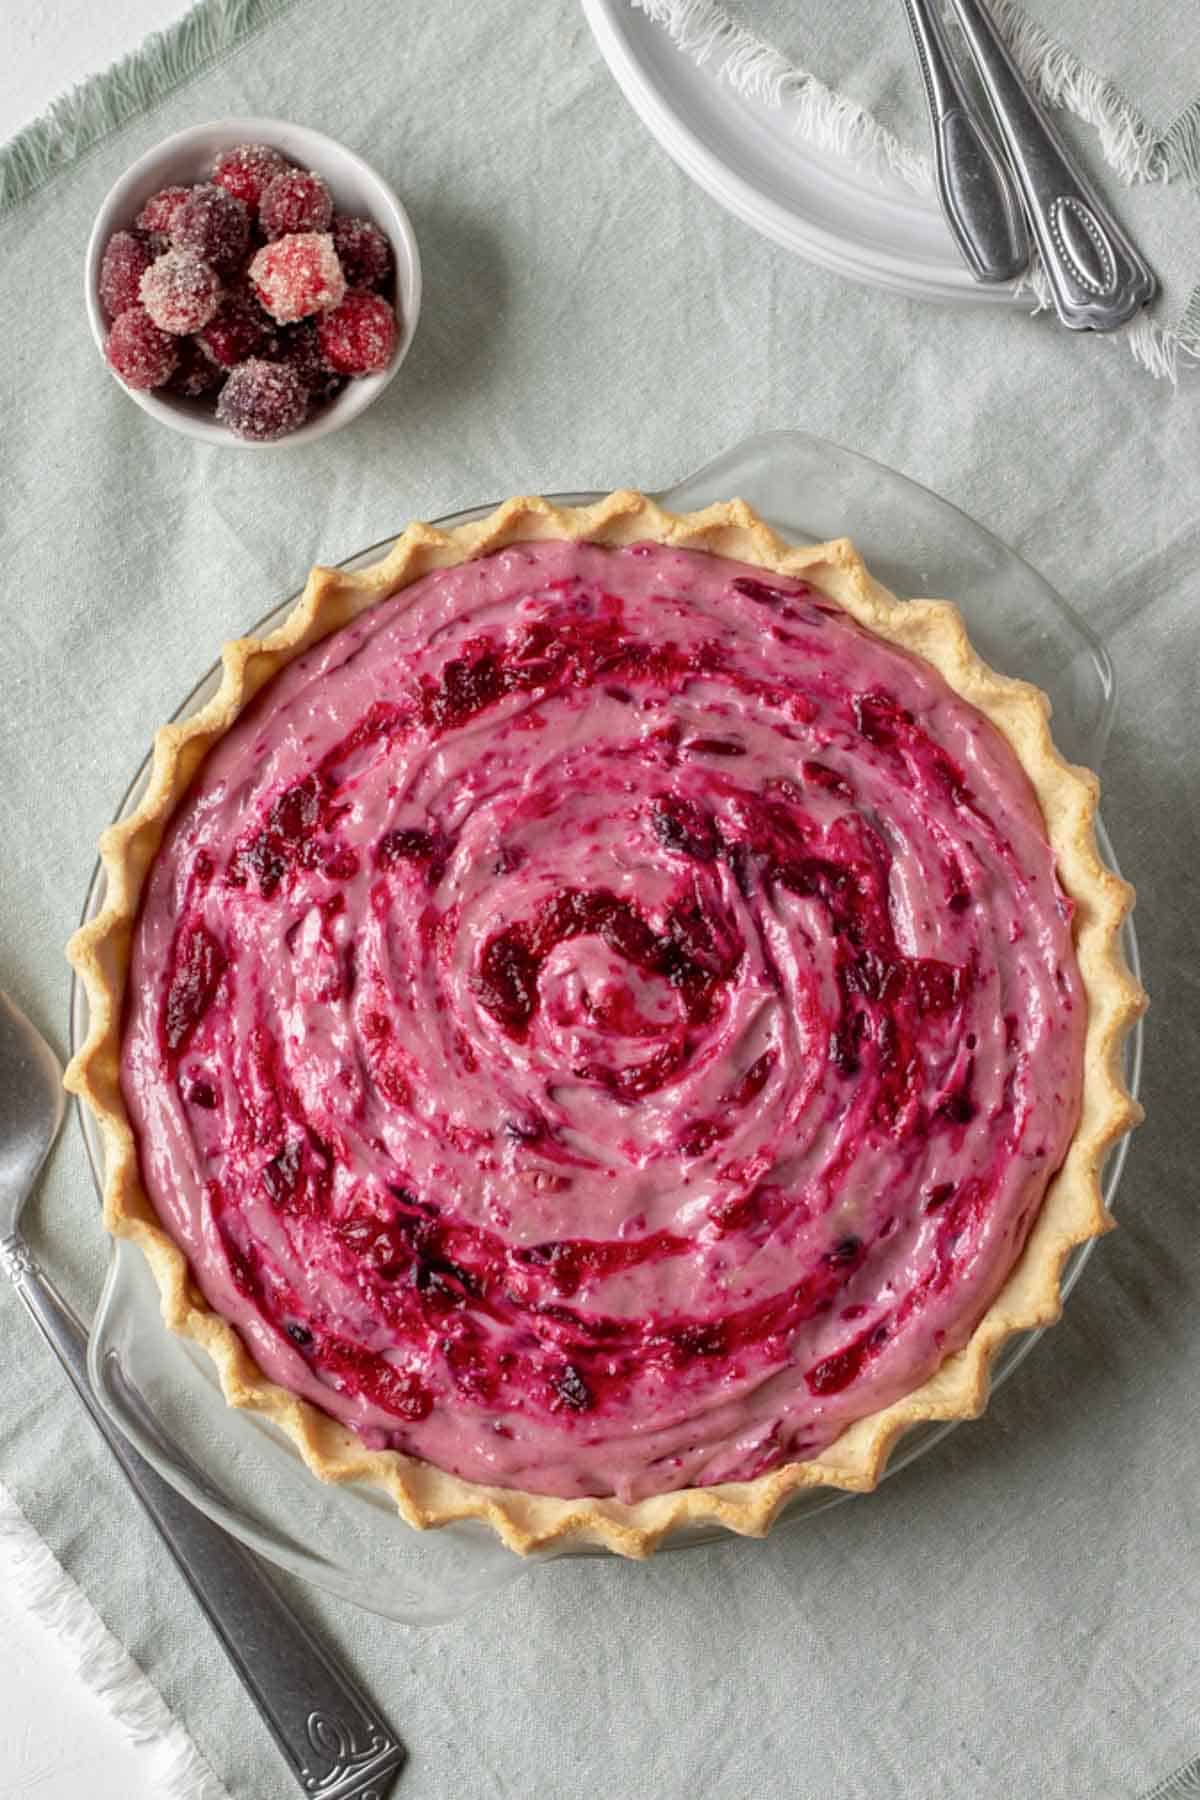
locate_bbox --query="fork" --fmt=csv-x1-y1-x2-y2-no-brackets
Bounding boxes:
0,988,406,1800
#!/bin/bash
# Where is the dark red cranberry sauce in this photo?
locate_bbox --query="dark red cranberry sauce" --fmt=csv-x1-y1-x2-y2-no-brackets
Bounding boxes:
120,539,1084,1502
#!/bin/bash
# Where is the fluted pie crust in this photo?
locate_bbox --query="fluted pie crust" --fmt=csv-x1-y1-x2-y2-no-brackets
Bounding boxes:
65,492,1144,1558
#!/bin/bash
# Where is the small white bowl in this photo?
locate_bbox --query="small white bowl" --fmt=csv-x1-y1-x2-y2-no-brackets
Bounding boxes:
85,117,422,448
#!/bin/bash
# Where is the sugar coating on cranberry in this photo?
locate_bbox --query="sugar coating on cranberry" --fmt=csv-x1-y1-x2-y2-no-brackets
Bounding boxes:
140,249,222,334
171,183,250,274
211,143,290,210
318,290,398,375
135,185,190,239
198,291,271,367
102,151,400,436
216,357,308,440
105,307,178,390
250,232,344,324
98,231,152,320
330,214,393,290
259,168,333,239
166,339,225,399
272,319,344,401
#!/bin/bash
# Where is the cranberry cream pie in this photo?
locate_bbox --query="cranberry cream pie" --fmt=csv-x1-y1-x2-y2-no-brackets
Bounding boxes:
66,493,1143,1556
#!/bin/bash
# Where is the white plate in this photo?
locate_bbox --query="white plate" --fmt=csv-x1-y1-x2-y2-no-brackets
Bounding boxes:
582,0,1026,306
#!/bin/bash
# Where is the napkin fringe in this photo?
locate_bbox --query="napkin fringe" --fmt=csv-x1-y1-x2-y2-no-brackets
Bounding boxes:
984,0,1157,183
0,0,298,213
1122,305,1200,382
1138,1756,1200,1799
1023,255,1198,382
0,1479,228,1800
1160,101,1200,190
985,0,1200,188
631,0,931,193
635,0,1200,381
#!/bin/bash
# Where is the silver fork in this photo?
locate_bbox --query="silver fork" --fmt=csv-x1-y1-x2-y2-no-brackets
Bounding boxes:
0,988,406,1800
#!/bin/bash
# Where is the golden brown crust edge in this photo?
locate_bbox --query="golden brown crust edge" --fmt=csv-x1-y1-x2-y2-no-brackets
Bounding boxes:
64,491,1145,1560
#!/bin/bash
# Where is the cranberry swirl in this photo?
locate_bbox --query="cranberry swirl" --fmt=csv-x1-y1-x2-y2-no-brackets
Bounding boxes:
122,540,1084,1502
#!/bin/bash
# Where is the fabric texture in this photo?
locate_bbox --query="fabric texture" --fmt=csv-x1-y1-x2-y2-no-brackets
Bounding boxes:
0,0,1198,1795
633,0,1200,376
0,1478,228,1799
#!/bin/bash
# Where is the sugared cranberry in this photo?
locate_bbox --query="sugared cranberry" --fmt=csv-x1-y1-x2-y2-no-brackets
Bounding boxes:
197,292,270,367
105,307,178,389
318,290,398,375
271,319,344,400
140,249,221,334
98,231,152,319
171,182,250,274
216,357,308,441
259,168,333,239
250,232,345,323
135,185,190,240
330,214,393,289
211,143,290,210
165,339,224,399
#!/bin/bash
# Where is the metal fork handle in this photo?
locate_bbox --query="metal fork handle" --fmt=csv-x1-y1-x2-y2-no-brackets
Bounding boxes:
901,0,1029,282
1,1234,405,1800
944,0,1156,328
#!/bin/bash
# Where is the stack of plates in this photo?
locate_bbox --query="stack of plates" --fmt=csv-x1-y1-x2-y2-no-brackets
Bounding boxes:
582,0,1026,306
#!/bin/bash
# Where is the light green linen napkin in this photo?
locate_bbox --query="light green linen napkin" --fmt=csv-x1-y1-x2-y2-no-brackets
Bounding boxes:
634,0,1200,376
1,1,1199,1796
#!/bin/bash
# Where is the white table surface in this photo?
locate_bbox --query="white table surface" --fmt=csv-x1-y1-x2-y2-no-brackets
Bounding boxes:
0,1572,161,1800
2,14,194,1800
1,0,191,141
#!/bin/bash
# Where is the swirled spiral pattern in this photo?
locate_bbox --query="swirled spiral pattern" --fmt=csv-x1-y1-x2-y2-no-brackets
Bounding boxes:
122,540,1084,1501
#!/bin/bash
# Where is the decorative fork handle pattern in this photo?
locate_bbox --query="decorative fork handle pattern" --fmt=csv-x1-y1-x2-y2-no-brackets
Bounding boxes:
901,0,1029,282
944,0,1157,329
1,1232,405,1800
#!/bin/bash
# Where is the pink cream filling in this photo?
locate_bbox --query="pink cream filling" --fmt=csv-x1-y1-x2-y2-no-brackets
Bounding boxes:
121,541,1085,1502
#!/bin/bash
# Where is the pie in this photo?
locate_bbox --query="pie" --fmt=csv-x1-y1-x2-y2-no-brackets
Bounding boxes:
65,492,1144,1557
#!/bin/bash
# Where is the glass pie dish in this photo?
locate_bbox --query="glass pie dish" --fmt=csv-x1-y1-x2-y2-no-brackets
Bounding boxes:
69,431,1143,1623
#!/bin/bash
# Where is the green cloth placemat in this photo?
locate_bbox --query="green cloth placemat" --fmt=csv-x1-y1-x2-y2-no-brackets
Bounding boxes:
2,3,1199,1797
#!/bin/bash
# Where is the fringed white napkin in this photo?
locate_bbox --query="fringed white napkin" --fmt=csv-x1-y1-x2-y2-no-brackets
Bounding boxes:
632,0,1200,377
0,1479,228,1800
